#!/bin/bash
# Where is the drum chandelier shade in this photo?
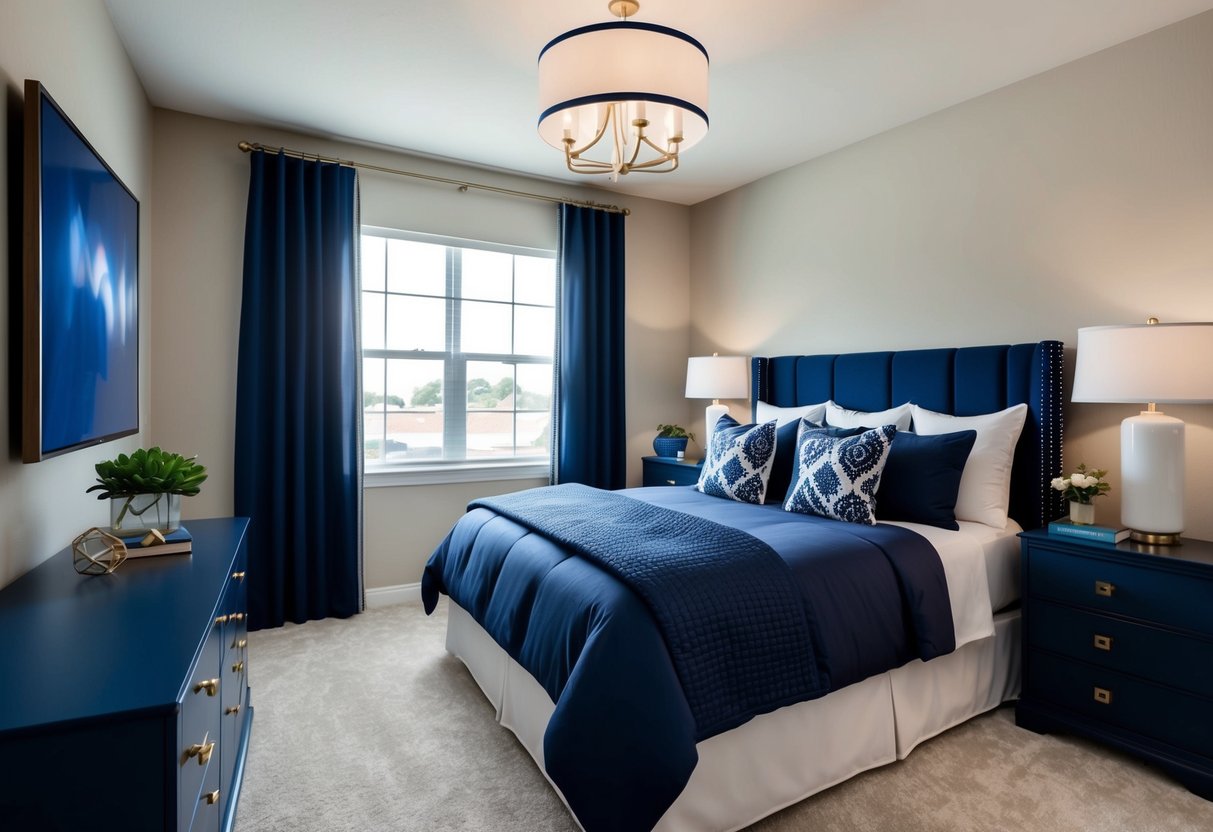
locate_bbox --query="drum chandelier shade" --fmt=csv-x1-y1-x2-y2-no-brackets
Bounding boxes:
538,2,709,176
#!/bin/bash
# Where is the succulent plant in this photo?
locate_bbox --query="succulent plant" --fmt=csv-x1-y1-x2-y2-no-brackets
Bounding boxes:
87,448,208,529
87,447,208,499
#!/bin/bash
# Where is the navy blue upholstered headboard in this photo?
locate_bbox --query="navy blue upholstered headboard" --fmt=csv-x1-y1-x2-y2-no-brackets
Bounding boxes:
751,342,1065,530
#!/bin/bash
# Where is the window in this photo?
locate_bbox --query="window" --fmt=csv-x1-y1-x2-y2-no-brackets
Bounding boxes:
360,227,556,480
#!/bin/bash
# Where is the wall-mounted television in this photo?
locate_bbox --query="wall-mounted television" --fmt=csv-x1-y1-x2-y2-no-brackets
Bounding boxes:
23,80,139,463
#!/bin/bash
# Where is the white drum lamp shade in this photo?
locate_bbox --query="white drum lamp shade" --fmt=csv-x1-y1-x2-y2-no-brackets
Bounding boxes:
686,355,748,441
538,8,709,176
1072,322,1213,543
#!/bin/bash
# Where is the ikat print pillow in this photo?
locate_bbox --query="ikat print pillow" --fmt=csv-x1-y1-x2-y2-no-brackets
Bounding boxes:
696,415,778,505
783,424,898,525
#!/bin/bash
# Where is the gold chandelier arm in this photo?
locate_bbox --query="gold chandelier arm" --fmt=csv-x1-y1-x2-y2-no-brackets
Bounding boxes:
564,103,615,160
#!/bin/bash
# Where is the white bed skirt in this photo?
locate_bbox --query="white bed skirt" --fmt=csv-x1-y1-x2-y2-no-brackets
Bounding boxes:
445,602,1021,832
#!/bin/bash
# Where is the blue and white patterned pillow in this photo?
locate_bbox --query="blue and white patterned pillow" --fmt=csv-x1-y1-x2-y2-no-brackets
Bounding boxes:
783,424,897,525
696,415,778,505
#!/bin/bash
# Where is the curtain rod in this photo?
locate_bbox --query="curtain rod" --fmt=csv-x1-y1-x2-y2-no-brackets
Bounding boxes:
237,141,631,216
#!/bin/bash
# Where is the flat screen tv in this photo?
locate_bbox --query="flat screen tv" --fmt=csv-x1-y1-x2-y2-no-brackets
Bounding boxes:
23,80,139,463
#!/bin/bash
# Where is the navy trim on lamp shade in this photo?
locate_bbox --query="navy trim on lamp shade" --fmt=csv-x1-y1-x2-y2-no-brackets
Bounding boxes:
539,21,710,62
539,92,709,131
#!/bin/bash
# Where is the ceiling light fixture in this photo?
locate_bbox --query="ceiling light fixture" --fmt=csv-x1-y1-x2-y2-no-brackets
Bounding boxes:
537,0,709,177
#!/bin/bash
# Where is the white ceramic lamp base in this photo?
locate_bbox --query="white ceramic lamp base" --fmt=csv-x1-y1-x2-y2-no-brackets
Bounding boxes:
1121,410,1184,544
705,402,730,444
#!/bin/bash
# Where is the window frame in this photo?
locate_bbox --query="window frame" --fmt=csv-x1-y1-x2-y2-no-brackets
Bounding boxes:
360,226,556,486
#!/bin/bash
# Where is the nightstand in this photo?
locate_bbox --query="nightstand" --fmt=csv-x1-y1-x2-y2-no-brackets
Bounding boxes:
642,455,703,487
1016,528,1213,800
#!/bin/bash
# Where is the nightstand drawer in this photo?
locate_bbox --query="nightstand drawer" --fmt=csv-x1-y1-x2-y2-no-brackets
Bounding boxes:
1027,545,1213,636
1027,649,1213,760
642,457,702,487
1027,599,1213,699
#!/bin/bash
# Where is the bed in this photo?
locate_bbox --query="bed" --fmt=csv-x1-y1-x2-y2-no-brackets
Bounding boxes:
423,341,1064,832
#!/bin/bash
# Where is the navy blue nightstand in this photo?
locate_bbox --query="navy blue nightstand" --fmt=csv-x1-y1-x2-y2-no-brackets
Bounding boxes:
642,455,703,487
1016,528,1213,800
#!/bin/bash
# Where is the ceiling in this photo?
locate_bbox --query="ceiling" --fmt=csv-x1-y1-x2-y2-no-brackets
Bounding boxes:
104,0,1213,205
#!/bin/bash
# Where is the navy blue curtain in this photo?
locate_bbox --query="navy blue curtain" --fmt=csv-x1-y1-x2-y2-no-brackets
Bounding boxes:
235,151,362,630
554,204,626,489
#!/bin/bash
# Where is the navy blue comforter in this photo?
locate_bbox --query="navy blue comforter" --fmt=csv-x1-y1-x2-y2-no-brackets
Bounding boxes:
422,485,954,832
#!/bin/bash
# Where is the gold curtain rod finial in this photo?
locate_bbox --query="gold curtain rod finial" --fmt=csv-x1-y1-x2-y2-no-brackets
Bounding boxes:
238,140,255,153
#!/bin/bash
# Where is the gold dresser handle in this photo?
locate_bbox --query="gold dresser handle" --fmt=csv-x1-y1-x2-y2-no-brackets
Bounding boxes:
193,678,219,697
226,705,241,716
666,479,676,485
1093,687,1113,705
1093,634,1113,651
232,571,246,581
184,734,215,765
232,661,245,673
1094,580,1115,598
233,638,248,650
231,613,245,622
204,789,220,805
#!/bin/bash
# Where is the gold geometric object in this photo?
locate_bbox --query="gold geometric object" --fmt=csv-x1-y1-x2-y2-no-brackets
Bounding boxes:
72,527,128,575
140,528,167,547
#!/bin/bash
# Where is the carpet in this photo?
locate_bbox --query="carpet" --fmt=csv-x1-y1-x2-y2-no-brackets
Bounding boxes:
238,601,1213,831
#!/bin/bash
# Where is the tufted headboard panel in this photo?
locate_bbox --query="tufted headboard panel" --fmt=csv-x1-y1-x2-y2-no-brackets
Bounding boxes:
751,341,1065,530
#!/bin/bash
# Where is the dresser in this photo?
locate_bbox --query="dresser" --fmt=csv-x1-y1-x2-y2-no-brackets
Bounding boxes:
0,517,253,831
642,455,703,487
1017,528,1213,800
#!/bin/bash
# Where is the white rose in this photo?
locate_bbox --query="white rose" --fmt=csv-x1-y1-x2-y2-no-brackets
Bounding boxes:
1051,477,1068,491
1075,474,1096,488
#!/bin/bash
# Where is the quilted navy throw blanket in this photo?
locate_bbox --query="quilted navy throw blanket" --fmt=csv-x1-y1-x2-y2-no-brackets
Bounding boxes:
470,483,826,739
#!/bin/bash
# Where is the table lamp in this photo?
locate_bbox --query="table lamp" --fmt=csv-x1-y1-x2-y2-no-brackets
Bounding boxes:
1072,319,1213,544
686,354,748,441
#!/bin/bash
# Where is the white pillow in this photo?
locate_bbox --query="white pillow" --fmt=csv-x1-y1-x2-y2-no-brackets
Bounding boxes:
755,400,827,428
910,403,1028,529
825,400,913,431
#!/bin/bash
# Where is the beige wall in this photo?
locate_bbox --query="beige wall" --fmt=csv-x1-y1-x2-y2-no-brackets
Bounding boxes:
0,0,153,587
689,11,1213,539
150,109,690,590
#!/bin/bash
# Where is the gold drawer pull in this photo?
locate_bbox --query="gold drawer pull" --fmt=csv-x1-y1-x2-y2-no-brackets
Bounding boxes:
226,705,241,716
232,571,246,581
1093,634,1113,651
666,479,677,485
233,638,248,650
215,614,229,625
231,613,245,622
204,789,220,805
232,661,245,673
193,678,219,697
1093,687,1113,705
184,734,215,765
1094,580,1115,598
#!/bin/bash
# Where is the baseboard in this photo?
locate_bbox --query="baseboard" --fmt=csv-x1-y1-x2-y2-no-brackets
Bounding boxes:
365,582,421,608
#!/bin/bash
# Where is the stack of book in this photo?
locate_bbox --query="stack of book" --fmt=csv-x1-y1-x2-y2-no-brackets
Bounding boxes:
1047,518,1130,544
118,526,193,557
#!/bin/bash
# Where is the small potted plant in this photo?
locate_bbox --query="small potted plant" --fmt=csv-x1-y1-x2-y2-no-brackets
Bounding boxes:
1051,463,1110,525
87,447,208,537
654,424,695,459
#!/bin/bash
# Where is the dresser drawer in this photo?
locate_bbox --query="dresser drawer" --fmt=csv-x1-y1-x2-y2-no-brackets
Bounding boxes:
179,617,223,832
1027,599,1213,699
1027,545,1213,636
1027,649,1213,760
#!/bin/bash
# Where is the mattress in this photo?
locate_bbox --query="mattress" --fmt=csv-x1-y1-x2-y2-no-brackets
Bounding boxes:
441,517,1025,832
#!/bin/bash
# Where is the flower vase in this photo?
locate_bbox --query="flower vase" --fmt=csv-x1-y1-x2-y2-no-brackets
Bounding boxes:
110,493,182,538
1069,500,1095,526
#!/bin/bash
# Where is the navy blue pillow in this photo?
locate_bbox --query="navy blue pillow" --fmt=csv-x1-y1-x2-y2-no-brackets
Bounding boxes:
769,420,864,505
876,430,978,530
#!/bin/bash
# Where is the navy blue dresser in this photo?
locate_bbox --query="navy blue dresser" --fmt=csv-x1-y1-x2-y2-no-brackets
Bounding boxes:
0,517,253,831
1017,528,1213,799
642,455,703,487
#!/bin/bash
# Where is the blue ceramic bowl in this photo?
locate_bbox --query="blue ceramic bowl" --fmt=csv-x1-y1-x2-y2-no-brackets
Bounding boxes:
653,436,689,458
